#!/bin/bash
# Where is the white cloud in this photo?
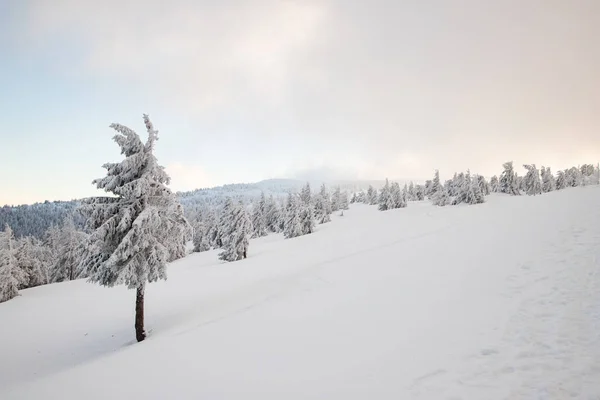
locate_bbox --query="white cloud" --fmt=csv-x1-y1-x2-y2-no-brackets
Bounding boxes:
165,162,218,192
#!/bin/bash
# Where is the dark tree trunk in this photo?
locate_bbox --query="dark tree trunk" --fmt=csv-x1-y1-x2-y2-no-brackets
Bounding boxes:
135,284,146,342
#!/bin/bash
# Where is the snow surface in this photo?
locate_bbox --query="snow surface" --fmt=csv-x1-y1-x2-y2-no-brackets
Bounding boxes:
1,187,600,399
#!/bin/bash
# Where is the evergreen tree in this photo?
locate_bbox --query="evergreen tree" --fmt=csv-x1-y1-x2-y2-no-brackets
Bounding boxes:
477,175,490,196
314,184,332,224
219,200,252,262
366,185,378,205
79,114,191,342
466,172,485,204
424,180,433,198
490,176,499,193
408,182,416,201
251,192,268,238
284,194,303,239
453,171,484,205
264,195,281,233
430,170,446,206
499,161,520,195
378,179,391,211
556,170,567,190
431,170,441,198
566,167,582,187
300,183,312,205
540,166,556,193
390,182,406,208
0,225,25,303
51,217,88,282
298,187,316,235
16,236,49,289
414,184,425,201
331,186,342,211
192,219,211,252
436,184,450,206
340,191,350,210
205,209,220,248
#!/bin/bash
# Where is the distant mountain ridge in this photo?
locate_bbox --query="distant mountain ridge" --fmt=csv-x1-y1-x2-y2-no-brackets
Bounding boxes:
1,178,395,238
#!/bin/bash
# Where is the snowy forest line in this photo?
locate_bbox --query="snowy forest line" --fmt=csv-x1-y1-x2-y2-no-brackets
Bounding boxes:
1,159,597,305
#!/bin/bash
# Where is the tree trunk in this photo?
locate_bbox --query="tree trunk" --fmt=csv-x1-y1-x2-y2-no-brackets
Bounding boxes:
135,284,146,342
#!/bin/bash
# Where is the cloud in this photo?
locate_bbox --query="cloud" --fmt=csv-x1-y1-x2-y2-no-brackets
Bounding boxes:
165,162,218,192
22,0,328,114
15,0,600,183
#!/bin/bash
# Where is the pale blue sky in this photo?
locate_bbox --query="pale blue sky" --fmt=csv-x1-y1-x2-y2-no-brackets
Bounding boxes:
2,0,599,205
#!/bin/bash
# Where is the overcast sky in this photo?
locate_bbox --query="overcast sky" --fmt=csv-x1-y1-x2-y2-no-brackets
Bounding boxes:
1,0,599,205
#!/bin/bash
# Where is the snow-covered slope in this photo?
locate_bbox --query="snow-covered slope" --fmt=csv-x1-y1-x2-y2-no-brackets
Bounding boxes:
1,187,600,399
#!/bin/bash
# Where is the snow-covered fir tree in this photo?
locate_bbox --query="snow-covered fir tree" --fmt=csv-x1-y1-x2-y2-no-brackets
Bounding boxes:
298,186,315,235
424,180,433,198
284,193,303,239
414,184,425,201
51,217,88,283
499,161,520,195
251,192,268,238
378,179,392,211
540,167,555,193
390,182,407,208
453,171,484,205
555,170,567,190
407,182,416,201
521,164,541,195
402,184,409,206
314,184,332,224
436,184,450,206
466,172,485,204
264,195,281,233
430,170,442,199
218,200,252,262
490,175,499,193
430,170,447,206
331,186,342,211
566,167,582,187
16,236,49,289
366,185,378,205
340,191,349,210
192,219,211,252
300,183,313,205
477,175,490,196
79,114,191,342
204,209,221,248
0,225,26,303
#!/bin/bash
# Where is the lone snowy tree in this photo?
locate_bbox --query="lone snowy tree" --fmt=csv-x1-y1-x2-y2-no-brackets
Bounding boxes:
79,115,191,342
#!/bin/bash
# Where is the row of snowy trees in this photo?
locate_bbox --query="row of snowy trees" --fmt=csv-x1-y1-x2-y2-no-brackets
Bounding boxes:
0,218,88,302
494,162,599,196
190,183,350,261
351,161,599,213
